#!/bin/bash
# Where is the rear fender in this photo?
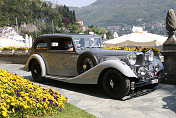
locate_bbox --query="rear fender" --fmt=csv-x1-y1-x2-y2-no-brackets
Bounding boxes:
24,54,46,77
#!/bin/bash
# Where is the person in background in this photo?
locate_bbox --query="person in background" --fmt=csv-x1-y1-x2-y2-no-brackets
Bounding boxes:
89,38,94,46
96,40,101,47
77,38,85,48
64,40,73,51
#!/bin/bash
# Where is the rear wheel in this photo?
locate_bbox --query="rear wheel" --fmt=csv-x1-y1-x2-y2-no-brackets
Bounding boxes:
31,61,43,82
101,69,130,99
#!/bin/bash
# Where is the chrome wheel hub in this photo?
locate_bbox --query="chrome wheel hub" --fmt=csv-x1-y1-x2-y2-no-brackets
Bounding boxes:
110,79,114,88
34,69,37,73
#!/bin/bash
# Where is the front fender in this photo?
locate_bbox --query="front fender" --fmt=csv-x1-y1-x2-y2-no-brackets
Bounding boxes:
98,60,137,77
24,54,46,77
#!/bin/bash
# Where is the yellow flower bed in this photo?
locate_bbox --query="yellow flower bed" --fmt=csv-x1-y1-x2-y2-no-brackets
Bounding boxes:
104,46,136,51
0,47,31,50
0,68,67,118
104,46,160,55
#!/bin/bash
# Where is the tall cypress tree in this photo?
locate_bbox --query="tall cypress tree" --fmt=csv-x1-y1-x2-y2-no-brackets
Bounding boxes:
72,10,76,23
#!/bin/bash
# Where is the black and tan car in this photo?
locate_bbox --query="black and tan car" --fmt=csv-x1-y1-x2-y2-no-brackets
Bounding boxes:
24,34,164,99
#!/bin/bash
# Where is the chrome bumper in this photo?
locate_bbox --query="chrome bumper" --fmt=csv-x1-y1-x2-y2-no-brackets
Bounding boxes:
130,78,159,90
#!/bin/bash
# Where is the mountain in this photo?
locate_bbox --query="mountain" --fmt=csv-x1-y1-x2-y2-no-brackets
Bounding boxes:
75,0,176,26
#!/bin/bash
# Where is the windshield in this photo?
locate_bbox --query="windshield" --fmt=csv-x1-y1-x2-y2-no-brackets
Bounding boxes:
73,37,103,50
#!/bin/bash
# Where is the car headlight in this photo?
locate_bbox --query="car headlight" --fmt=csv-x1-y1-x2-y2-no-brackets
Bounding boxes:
145,50,154,62
127,52,137,65
153,63,160,72
138,67,147,76
158,52,164,62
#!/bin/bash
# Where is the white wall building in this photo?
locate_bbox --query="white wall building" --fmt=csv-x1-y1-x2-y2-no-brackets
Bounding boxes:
0,27,32,47
113,31,119,38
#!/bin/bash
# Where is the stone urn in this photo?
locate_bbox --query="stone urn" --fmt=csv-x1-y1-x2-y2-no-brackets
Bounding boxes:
161,9,176,84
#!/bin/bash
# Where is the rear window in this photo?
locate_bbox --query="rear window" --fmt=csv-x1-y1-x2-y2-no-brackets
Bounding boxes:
36,43,48,50
34,39,48,51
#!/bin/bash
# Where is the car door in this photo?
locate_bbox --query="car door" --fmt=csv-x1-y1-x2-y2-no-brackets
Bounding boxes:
42,37,79,77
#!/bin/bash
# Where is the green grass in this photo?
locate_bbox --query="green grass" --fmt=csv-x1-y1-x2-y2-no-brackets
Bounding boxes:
46,103,96,118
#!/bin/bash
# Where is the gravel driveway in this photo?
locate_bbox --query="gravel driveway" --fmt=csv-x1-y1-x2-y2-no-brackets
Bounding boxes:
1,63,176,118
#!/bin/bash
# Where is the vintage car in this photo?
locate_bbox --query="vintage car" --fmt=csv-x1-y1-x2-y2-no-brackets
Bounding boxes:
24,34,164,99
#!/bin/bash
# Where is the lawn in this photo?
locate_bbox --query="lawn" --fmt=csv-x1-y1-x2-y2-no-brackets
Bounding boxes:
46,103,96,118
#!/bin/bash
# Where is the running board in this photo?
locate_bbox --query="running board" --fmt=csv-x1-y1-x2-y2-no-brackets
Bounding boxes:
44,75,73,81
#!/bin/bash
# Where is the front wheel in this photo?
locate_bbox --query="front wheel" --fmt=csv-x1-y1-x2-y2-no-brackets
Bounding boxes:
101,69,130,99
31,61,43,82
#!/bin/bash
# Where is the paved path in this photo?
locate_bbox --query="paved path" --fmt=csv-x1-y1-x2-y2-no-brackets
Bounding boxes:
1,63,176,118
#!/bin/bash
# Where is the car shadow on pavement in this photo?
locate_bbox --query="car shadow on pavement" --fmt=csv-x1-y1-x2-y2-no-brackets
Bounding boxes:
161,85,176,113
23,75,33,82
162,96,176,113
23,75,157,100
23,75,109,99
124,87,156,100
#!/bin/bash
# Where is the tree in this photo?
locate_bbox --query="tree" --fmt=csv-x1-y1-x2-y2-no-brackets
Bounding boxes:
106,31,112,39
67,24,81,33
85,26,107,36
63,17,70,27
0,0,78,35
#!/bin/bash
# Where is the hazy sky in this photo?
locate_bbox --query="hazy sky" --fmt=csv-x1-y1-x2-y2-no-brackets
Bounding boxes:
44,0,97,7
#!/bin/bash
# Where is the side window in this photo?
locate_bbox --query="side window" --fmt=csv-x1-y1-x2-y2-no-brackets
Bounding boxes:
50,38,60,50
50,38,73,51
51,42,59,47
